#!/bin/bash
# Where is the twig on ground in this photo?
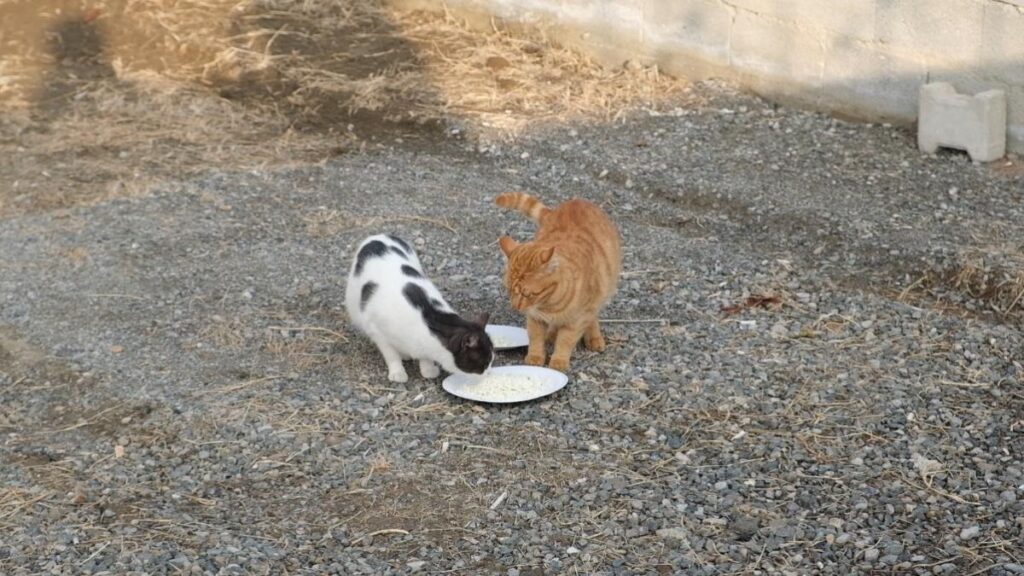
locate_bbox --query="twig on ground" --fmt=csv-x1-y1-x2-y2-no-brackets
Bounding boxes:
84,293,149,300
898,275,929,302
490,490,508,510
77,542,110,566
267,325,348,342
901,473,972,504
34,403,126,436
601,318,668,325
619,269,677,278
371,215,458,234
195,375,283,397
449,441,513,455
352,528,410,544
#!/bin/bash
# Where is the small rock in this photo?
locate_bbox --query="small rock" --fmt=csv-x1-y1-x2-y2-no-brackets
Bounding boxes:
770,321,788,337
656,527,690,543
959,525,980,540
863,548,880,562
407,561,427,572
730,516,759,541
485,56,510,71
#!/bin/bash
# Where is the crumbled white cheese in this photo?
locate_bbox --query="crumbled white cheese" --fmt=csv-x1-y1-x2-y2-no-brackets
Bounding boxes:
464,373,544,400
490,335,518,348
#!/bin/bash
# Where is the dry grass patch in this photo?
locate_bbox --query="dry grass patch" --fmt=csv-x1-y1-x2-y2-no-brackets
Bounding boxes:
263,324,348,369
896,245,1024,319
199,316,250,350
945,249,1024,315
264,332,334,370
1,0,694,215
302,207,458,238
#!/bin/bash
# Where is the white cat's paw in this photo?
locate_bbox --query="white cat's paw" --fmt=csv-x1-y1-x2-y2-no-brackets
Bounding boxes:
387,368,409,383
419,361,441,379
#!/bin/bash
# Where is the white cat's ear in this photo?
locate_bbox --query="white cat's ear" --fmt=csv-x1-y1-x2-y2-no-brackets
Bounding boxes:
499,236,518,257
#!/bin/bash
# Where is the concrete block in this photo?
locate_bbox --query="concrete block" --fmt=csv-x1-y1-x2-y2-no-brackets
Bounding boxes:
822,38,926,121
918,82,1006,162
730,9,824,87
875,0,984,63
725,0,875,40
641,0,733,64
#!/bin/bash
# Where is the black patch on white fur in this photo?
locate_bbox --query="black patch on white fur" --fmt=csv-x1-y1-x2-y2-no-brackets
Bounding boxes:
402,283,493,374
401,265,422,278
360,282,378,310
355,240,388,274
430,298,444,309
387,235,412,254
403,283,440,318
390,246,408,259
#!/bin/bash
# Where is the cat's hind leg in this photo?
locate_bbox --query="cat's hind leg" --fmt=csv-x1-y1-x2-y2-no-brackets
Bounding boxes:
367,331,408,383
583,318,606,352
419,359,441,379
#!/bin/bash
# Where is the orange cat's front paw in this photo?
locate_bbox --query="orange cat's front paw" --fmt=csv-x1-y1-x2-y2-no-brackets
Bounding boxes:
584,335,606,352
548,357,570,372
525,353,546,366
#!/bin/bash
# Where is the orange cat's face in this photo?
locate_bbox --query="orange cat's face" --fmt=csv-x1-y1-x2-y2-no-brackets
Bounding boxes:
499,236,559,311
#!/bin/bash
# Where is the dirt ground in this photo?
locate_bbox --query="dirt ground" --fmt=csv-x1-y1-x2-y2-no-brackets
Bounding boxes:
2,1,1024,575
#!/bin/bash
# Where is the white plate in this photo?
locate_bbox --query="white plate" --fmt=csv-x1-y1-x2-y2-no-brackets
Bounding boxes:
485,324,529,350
443,365,569,404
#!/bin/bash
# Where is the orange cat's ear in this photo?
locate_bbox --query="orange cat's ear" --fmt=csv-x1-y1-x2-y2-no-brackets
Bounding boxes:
538,246,555,264
499,236,518,257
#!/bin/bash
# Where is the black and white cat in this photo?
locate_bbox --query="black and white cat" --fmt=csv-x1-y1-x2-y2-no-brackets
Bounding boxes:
345,234,494,383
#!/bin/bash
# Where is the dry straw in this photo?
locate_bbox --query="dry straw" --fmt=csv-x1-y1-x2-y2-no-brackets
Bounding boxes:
0,0,692,213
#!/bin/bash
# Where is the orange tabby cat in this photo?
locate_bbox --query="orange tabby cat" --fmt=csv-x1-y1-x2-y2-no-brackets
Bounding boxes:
496,192,621,372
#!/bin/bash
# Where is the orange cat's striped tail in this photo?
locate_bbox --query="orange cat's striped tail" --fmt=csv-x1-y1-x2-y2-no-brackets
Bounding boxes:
495,192,550,223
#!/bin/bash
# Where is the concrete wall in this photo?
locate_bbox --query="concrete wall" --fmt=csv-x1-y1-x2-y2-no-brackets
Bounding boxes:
394,0,1024,154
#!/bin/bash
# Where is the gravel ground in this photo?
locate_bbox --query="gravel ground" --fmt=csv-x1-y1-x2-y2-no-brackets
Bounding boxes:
2,83,1024,576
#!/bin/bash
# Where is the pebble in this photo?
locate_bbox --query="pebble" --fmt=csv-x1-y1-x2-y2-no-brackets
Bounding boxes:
656,527,690,542
959,525,981,540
